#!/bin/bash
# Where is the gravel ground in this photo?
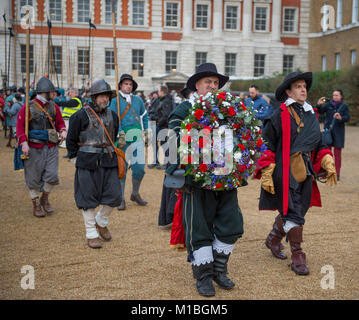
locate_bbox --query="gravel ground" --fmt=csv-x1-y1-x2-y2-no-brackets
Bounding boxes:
0,126,358,300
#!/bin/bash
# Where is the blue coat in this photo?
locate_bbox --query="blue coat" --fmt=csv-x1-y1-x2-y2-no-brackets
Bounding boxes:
244,96,273,121
317,101,350,148
109,94,148,132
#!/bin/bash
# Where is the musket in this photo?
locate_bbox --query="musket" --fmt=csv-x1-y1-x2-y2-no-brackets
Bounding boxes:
21,9,30,160
111,0,122,126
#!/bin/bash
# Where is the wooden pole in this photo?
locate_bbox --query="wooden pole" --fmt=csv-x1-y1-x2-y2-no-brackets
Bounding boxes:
13,31,17,86
23,8,30,160
111,0,121,124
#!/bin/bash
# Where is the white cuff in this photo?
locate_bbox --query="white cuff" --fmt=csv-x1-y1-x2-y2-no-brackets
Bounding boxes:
191,246,214,266
212,236,234,255
283,220,300,233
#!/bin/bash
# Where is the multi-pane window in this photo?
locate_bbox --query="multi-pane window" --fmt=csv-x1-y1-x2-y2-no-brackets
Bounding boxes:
283,8,297,33
224,53,236,76
105,49,115,76
254,54,265,77
20,44,34,73
132,0,145,26
49,0,62,22
78,48,90,75
52,46,62,74
335,53,341,70
196,4,209,28
254,6,268,31
351,50,357,66
165,51,177,73
353,0,358,23
132,49,144,77
166,2,179,27
283,55,294,74
105,0,117,24
78,0,90,23
20,0,33,19
195,52,207,69
322,56,327,72
225,5,238,30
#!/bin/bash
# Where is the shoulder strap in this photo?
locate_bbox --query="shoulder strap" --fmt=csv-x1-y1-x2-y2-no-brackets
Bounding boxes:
120,103,131,120
32,100,56,129
87,106,116,149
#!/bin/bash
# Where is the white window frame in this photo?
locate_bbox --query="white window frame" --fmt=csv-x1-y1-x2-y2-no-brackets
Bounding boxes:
78,47,90,76
351,50,357,66
51,45,62,74
336,0,342,28
224,2,241,31
165,1,181,29
103,0,120,25
130,0,149,27
165,51,178,73
46,0,63,22
105,49,115,77
195,1,211,30
75,0,94,24
254,4,270,32
195,52,207,69
335,53,341,70
322,55,327,71
132,49,145,77
282,7,298,34
283,55,294,74
352,0,358,23
254,54,266,77
224,53,237,76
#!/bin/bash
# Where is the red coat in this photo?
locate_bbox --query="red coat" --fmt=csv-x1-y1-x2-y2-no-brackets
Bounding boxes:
16,98,66,149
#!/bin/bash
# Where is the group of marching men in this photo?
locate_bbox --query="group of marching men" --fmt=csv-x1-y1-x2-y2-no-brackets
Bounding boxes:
15,63,341,297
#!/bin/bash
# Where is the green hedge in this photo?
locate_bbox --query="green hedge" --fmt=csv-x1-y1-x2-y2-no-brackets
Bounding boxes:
230,65,359,125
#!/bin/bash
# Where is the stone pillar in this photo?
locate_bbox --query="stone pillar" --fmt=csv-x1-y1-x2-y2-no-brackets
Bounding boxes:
212,0,223,39
182,0,192,39
271,0,281,41
242,0,252,40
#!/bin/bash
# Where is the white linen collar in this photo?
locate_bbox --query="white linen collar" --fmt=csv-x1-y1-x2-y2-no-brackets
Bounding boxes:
284,98,314,114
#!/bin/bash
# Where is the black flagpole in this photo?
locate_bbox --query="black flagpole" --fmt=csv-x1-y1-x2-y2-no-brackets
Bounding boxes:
7,26,14,86
88,19,96,86
47,18,51,76
3,13,7,88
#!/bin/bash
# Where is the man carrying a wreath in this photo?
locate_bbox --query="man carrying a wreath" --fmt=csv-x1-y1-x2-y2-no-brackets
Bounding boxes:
166,63,244,297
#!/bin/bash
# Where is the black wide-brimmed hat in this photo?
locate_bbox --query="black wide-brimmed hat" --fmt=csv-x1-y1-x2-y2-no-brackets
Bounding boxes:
118,73,138,92
180,87,192,99
186,63,229,91
275,72,313,102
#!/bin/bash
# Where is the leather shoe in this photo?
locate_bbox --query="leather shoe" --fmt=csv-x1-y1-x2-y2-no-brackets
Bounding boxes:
96,223,112,241
87,238,102,249
32,198,46,217
130,193,148,206
117,200,126,210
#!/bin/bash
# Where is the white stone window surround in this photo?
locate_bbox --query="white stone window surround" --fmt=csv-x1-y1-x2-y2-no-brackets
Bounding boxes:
224,1,241,32
72,0,95,25
253,2,270,33
164,0,181,29
336,0,342,28
194,0,211,30
352,0,358,23
101,0,121,25
282,6,298,34
322,55,327,72
45,0,63,22
129,0,150,28
17,0,37,23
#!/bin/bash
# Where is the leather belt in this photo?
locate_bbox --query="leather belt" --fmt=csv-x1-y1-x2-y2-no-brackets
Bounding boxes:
79,145,114,154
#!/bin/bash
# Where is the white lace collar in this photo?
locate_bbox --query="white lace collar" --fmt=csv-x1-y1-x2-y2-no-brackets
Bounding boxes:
284,98,314,114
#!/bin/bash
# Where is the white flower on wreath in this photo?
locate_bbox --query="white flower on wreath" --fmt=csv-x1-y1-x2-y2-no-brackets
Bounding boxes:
234,151,242,162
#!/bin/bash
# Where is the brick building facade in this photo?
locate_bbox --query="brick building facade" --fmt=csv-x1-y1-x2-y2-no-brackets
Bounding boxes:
1,0,310,94
308,0,359,72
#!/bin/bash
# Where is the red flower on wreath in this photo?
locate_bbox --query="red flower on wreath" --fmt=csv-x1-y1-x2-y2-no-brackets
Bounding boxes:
256,138,263,147
233,123,240,130
194,109,204,120
185,123,192,131
237,144,245,151
228,107,236,116
242,133,250,140
199,163,208,173
217,92,226,100
216,183,223,189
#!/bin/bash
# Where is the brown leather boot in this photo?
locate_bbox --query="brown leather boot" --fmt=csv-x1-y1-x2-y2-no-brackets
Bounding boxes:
265,214,287,259
40,192,54,214
87,238,102,249
288,226,309,275
32,198,46,217
95,223,112,241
